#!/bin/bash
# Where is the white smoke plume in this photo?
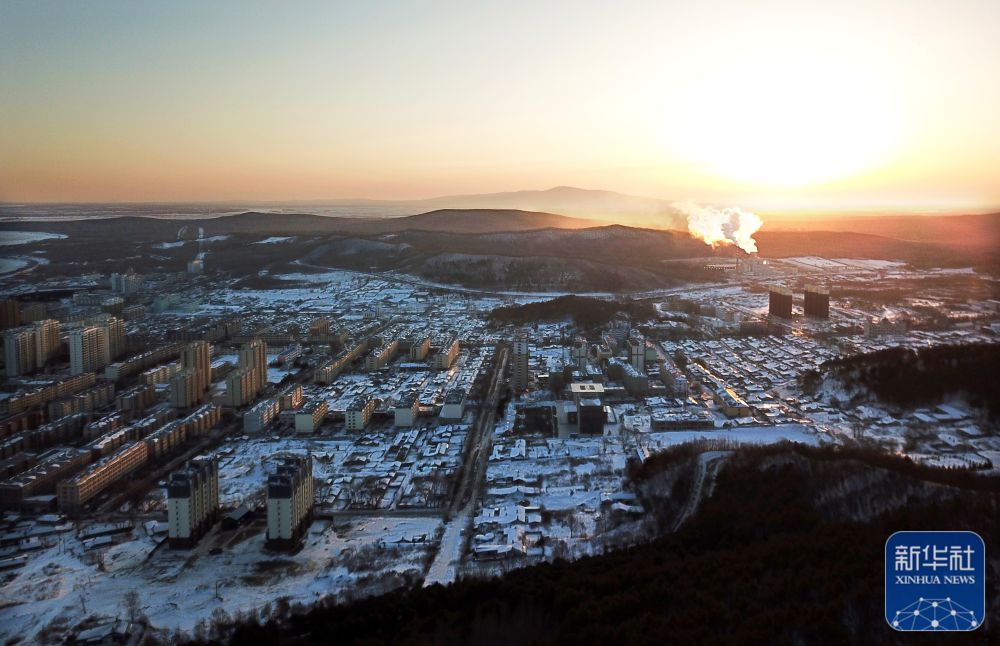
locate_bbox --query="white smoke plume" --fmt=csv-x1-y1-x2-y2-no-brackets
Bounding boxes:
673,201,763,254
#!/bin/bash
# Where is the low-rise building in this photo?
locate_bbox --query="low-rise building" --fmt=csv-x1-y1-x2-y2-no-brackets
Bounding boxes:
245,398,280,433
345,395,376,431
393,391,419,427
440,388,467,420
294,399,328,434
57,441,148,512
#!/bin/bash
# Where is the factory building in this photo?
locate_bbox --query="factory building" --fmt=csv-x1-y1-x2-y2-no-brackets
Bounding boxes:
512,332,530,390
57,441,148,512
294,399,328,434
4,328,37,377
245,398,280,433
393,391,419,427
768,286,793,319
69,326,111,375
345,395,376,431
266,455,314,550
803,285,830,319
167,456,219,548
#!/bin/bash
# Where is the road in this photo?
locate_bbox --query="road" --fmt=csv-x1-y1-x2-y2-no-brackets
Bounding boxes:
672,450,730,532
424,345,509,586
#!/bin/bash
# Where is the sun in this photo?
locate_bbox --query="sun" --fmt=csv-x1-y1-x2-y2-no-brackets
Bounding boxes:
668,54,899,188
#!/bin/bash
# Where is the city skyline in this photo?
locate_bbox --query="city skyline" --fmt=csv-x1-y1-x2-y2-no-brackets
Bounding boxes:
2,1,999,212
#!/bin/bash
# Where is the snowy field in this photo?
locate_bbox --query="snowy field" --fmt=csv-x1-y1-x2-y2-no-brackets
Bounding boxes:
0,515,440,641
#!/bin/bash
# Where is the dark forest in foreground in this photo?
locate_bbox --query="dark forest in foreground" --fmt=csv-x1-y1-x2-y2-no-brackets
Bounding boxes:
188,445,999,645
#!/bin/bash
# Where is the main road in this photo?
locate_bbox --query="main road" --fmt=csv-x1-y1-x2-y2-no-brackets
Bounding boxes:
424,345,509,586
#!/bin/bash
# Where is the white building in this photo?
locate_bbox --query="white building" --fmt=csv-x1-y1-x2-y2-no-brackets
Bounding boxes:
393,391,419,427
4,327,37,377
69,326,110,376
266,455,314,549
245,398,280,433
167,456,219,548
440,388,467,420
345,395,376,431
512,332,530,390
294,399,328,434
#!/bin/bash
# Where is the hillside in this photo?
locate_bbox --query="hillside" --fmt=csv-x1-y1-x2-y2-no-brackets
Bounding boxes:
206,444,1000,645
416,186,686,229
764,212,1000,250
801,343,1000,420
5,210,998,290
0,208,598,239
488,295,656,328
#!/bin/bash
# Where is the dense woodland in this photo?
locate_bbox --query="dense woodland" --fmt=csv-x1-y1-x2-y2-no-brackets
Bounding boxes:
802,343,1000,420
194,444,999,645
488,295,656,329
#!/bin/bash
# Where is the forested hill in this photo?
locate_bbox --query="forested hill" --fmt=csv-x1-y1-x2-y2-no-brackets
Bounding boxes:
801,343,1000,420
488,295,656,329
203,445,999,645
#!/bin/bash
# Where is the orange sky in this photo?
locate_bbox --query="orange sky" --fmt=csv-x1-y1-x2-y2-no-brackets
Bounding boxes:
1,1,999,212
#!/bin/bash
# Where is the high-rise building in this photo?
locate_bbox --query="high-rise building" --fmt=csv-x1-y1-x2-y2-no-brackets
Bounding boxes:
104,316,126,359
33,319,60,366
571,337,589,370
180,340,212,394
0,299,19,330
512,332,530,390
69,326,110,375
4,328,37,377
225,366,256,407
167,456,219,548
627,333,645,372
19,302,47,323
238,339,267,397
170,368,203,409
110,270,143,295
768,286,793,319
266,455,314,549
803,285,830,319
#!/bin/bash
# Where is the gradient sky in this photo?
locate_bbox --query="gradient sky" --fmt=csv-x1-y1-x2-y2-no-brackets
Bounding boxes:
1,0,998,211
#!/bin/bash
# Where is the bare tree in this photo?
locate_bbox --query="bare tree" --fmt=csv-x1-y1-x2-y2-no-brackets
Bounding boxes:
123,589,142,624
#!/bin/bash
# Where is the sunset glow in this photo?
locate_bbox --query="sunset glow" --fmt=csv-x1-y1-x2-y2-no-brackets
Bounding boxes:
1,1,998,212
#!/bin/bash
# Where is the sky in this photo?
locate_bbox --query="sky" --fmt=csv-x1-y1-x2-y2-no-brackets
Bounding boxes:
1,0,999,211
